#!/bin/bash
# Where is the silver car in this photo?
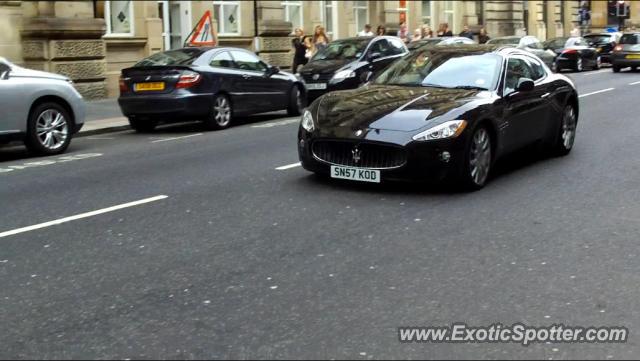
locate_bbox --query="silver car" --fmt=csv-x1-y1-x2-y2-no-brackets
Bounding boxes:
0,57,85,155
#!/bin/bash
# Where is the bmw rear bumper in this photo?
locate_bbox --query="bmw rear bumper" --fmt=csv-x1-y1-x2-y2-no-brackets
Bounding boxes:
118,93,214,120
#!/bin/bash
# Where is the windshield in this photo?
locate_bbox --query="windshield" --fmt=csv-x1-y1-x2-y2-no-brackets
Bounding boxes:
487,38,520,45
311,39,370,61
620,34,640,45
584,35,612,44
374,50,502,90
135,48,205,67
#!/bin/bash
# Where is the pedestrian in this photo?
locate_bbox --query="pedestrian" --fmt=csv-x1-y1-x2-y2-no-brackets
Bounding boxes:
397,21,409,43
459,24,474,40
304,35,317,60
291,28,307,73
411,28,423,43
357,24,374,37
376,25,386,36
570,24,581,37
478,28,490,44
421,25,433,39
437,23,453,37
313,26,329,52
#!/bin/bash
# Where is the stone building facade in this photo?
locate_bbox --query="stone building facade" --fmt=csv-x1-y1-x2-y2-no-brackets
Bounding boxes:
0,1,638,99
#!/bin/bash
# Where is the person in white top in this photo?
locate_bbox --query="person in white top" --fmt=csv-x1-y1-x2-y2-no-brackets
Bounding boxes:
570,24,581,37
357,24,374,37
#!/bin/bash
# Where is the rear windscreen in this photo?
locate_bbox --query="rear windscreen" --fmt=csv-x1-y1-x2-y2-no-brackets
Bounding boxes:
584,35,612,44
135,49,205,67
620,34,640,45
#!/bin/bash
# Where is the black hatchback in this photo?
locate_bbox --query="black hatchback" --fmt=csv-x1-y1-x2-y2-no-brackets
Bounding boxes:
299,36,408,102
118,47,305,132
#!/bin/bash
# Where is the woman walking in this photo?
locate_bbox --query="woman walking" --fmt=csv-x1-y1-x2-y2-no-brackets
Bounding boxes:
291,28,307,73
313,26,329,53
478,28,490,44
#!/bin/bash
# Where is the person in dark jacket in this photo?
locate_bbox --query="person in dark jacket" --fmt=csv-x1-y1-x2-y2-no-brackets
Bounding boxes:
291,28,307,73
459,24,474,39
478,28,490,44
437,23,453,37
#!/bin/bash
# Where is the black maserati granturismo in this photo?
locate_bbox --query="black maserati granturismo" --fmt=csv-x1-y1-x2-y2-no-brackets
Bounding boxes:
297,45,579,190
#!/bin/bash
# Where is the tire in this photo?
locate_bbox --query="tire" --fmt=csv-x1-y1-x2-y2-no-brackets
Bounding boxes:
24,102,73,155
203,94,232,130
632,66,638,72
575,58,583,72
128,117,157,133
613,65,621,73
551,105,577,156
459,125,493,190
552,61,560,73
287,85,304,116
593,56,602,70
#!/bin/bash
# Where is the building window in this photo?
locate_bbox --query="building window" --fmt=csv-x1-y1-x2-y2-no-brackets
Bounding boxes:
283,1,303,30
322,1,337,37
214,0,240,35
354,1,369,33
105,0,134,36
443,0,455,29
421,1,432,25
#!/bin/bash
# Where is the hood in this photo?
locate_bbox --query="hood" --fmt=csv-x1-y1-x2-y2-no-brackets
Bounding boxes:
301,58,353,74
9,66,69,81
316,85,485,132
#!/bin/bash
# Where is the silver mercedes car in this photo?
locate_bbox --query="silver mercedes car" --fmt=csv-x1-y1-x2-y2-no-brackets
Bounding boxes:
0,57,85,155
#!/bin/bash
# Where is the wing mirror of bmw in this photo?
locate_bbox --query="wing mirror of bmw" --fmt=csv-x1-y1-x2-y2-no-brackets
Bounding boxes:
266,66,280,77
515,78,535,92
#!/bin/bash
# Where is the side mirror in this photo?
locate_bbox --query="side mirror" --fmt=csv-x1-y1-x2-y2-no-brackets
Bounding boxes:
367,52,383,62
266,66,280,77
515,78,535,92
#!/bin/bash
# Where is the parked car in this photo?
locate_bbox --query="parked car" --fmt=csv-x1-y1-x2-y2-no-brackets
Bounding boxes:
486,36,556,69
0,57,85,155
544,36,601,72
584,32,622,64
299,36,408,102
298,45,579,190
407,36,476,50
118,47,305,132
611,32,640,72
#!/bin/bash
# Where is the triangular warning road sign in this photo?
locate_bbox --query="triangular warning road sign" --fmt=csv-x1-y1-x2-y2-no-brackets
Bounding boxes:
185,10,217,47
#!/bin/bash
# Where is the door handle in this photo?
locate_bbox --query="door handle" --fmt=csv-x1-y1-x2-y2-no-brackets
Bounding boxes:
242,74,252,79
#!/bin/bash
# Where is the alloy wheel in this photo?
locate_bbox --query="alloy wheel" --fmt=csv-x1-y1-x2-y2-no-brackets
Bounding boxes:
576,58,583,72
294,87,303,112
596,56,602,69
213,96,231,127
561,106,577,150
36,109,69,151
469,128,492,186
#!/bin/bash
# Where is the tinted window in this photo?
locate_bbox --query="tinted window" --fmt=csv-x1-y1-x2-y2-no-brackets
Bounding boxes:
230,51,267,72
0,62,9,78
620,34,640,45
527,57,546,80
135,48,204,67
549,38,568,49
387,38,406,55
505,57,535,95
311,38,370,61
374,50,501,90
209,51,234,68
487,37,520,45
584,34,613,44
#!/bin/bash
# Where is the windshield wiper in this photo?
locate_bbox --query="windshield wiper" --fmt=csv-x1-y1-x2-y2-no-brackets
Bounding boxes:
451,85,489,91
421,83,449,88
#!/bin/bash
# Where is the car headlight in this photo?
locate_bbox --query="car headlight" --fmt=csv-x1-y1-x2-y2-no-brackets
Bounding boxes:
412,120,467,141
301,109,314,132
331,69,356,82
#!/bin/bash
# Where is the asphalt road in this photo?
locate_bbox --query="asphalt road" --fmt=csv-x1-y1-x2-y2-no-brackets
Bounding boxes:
2,68,640,359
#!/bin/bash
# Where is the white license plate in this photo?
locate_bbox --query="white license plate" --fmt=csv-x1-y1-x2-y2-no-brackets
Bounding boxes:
331,165,380,183
306,83,327,90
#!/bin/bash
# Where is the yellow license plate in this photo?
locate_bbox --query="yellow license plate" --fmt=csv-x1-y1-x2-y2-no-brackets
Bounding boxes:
134,82,165,91
626,55,640,59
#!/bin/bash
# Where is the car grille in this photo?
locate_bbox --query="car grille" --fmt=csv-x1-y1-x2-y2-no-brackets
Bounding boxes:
301,73,333,83
312,140,407,169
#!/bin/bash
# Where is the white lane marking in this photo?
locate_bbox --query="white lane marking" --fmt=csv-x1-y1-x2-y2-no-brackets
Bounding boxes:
276,162,302,170
629,81,640,85
0,195,169,239
0,153,103,174
252,118,300,128
151,133,203,143
87,137,115,140
578,88,615,98
581,69,610,76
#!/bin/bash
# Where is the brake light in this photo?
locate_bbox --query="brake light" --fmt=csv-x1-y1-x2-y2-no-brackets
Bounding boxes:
614,45,623,52
176,71,202,89
562,49,578,54
119,76,129,93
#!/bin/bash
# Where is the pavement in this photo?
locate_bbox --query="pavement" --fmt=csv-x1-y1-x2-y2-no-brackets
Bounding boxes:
2,68,640,359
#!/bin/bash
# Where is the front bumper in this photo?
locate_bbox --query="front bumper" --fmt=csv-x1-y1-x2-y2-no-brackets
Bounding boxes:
304,77,360,102
118,92,213,119
297,127,467,183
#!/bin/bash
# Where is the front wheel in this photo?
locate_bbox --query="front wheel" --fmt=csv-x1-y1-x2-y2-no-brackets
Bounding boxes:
575,58,583,72
203,94,232,130
613,65,621,73
287,86,304,116
459,126,493,190
551,105,577,156
25,102,72,155
593,56,602,70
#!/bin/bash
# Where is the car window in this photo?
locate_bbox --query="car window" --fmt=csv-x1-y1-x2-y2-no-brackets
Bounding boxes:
526,57,546,81
620,34,640,45
504,57,535,95
230,51,268,72
311,38,370,61
0,62,10,79
134,48,205,67
369,39,392,57
209,51,234,68
387,38,406,55
522,38,544,49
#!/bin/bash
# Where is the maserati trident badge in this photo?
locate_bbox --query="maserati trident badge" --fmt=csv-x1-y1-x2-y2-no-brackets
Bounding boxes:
352,145,361,164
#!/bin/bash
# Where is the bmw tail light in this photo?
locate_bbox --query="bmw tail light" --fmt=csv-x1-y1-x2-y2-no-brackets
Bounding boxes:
176,70,202,89
119,76,129,93
614,45,623,52
562,49,578,55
